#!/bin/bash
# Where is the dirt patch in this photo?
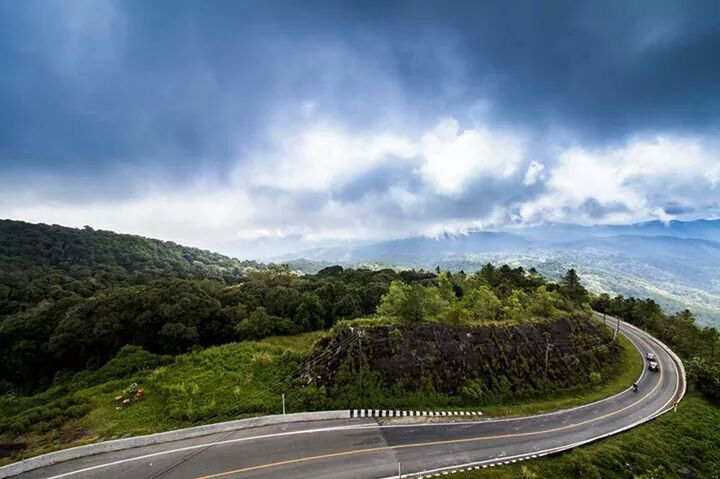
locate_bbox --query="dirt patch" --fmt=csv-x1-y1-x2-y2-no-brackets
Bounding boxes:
0,442,25,459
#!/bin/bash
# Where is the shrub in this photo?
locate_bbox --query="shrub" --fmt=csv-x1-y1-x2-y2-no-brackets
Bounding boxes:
91,345,173,384
520,465,538,479
686,357,720,401
388,328,403,355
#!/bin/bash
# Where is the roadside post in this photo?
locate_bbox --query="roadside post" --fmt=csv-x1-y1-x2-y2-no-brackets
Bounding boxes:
613,316,620,342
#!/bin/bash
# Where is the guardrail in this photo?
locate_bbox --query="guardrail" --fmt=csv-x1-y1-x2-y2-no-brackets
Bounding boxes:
0,410,351,478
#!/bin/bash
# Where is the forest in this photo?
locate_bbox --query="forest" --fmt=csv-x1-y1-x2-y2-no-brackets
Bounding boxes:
0,220,593,395
3,218,719,407
2,219,720,476
0,260,434,393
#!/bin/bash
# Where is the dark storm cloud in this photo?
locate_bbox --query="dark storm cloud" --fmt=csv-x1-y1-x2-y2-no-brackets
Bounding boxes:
333,160,423,203
663,203,694,216
426,175,548,220
1,0,718,176
577,198,631,220
1,0,719,253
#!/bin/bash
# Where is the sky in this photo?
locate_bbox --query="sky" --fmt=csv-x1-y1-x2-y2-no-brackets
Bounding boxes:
1,0,719,259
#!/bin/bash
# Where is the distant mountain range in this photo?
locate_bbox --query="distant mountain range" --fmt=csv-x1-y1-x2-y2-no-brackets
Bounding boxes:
280,220,720,326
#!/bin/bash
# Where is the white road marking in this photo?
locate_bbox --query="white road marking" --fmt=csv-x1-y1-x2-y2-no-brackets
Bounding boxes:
378,319,684,479
31,319,679,479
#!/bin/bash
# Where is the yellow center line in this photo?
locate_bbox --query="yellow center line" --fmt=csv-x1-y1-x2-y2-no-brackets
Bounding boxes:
197,362,666,479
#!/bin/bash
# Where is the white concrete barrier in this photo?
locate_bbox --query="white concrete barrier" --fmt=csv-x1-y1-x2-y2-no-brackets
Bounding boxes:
352,409,483,419
0,410,350,479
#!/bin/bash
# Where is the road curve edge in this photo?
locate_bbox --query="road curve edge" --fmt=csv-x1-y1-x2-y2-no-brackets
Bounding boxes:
390,315,687,479
0,411,351,479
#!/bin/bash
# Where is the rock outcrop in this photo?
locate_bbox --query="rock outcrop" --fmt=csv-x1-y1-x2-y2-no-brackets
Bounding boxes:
304,317,619,398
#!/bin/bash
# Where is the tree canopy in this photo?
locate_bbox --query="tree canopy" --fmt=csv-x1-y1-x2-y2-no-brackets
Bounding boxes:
377,268,587,326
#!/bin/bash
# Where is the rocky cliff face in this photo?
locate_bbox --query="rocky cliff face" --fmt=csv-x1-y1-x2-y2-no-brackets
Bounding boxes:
304,317,619,399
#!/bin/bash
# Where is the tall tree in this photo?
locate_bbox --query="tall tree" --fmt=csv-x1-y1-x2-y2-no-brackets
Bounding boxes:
378,281,445,323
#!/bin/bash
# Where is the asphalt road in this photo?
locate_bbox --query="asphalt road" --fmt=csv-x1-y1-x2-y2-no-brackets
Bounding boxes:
12,319,683,479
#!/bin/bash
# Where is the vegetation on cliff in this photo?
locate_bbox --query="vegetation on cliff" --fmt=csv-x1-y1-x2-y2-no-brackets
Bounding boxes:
304,318,621,409
299,265,605,407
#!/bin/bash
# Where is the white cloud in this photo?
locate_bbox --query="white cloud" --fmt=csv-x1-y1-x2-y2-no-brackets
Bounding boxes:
240,123,417,192
417,118,525,195
3,188,255,247
519,135,720,224
523,161,545,186
239,117,525,197
3,122,719,258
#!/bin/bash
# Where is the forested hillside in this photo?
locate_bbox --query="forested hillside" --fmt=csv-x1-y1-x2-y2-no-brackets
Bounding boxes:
0,219,263,317
0,219,586,396
0,220,439,393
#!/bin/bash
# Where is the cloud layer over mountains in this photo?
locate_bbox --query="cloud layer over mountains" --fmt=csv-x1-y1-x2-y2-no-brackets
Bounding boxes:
1,1,718,257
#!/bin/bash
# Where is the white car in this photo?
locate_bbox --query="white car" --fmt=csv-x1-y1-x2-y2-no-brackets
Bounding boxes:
646,352,657,361
648,360,660,372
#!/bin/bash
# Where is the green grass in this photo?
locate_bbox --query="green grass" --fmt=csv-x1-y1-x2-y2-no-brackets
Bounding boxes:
0,332,324,465
258,330,328,353
0,330,642,465
452,392,720,479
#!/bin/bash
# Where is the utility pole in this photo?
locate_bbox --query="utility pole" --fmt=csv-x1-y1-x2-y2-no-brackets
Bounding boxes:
356,329,364,393
397,462,402,478
282,393,286,415
544,333,553,380
613,316,620,342
544,341,550,379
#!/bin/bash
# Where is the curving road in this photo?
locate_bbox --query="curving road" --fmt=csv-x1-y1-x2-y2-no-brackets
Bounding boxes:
9,318,684,479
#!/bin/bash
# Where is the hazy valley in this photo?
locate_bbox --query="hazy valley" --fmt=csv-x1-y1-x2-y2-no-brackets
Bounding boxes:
283,220,720,325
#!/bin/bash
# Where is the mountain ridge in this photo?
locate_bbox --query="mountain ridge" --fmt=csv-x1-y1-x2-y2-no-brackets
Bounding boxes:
279,220,720,325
